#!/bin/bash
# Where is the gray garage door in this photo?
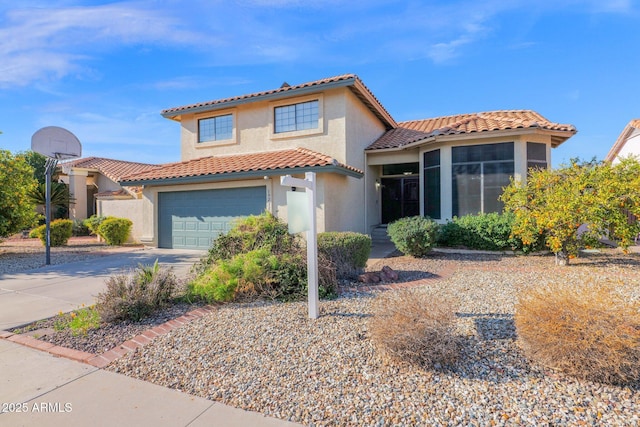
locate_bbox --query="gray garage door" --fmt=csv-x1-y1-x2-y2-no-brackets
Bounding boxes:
158,186,266,250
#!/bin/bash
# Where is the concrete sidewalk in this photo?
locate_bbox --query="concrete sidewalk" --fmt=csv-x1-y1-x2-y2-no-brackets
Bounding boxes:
0,339,299,426
0,248,300,426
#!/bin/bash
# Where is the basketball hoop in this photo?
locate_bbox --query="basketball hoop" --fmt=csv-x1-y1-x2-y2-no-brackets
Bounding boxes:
31,127,82,265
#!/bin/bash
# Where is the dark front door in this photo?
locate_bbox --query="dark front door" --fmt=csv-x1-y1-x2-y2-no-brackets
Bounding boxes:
381,177,419,224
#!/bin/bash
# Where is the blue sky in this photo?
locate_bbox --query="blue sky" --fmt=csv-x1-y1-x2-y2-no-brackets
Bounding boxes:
1,0,638,166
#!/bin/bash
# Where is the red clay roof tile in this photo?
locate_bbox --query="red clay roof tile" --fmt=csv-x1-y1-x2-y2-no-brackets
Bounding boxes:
59,157,159,182
161,74,396,128
119,148,362,184
367,110,577,150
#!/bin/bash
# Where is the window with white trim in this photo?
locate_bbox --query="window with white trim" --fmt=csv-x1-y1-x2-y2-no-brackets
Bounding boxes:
199,114,233,143
274,100,318,133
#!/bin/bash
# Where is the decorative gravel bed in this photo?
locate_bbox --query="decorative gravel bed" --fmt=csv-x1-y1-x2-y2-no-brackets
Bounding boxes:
103,250,640,426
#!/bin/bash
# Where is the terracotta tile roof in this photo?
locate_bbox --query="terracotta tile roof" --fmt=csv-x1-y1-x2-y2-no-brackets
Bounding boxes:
59,157,159,183
94,189,133,198
605,118,640,162
367,110,577,150
161,74,396,128
119,148,363,184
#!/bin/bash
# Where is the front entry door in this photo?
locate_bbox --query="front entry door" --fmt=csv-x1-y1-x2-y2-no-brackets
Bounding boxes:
381,177,419,224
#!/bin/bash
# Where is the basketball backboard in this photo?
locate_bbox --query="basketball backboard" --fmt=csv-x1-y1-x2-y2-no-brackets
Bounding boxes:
31,126,82,159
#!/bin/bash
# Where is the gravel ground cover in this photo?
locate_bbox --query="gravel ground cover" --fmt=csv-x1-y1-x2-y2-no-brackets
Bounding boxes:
3,236,639,426
103,250,640,427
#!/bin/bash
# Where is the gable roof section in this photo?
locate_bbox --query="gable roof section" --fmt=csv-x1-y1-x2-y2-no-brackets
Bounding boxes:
367,110,577,150
119,148,363,186
161,74,397,129
605,119,640,162
59,157,159,182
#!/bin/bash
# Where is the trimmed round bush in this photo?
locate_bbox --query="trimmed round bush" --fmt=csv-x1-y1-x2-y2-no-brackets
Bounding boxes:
31,219,73,246
97,217,132,245
318,231,371,279
515,279,640,385
83,215,110,236
369,289,460,368
387,216,439,257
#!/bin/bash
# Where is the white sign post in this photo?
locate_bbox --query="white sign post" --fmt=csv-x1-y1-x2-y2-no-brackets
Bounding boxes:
280,172,319,319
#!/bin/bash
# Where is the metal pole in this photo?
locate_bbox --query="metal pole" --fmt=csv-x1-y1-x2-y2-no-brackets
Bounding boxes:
305,172,319,319
44,158,58,265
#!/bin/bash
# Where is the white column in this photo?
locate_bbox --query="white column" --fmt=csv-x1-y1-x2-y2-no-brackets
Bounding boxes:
68,169,88,220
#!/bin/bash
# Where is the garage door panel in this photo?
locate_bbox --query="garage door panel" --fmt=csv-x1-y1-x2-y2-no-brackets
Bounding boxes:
158,187,266,250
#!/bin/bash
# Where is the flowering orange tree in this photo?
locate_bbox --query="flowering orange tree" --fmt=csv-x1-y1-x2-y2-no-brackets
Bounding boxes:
501,157,640,265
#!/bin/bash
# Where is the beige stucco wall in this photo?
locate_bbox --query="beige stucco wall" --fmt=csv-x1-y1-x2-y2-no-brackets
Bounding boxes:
97,198,144,243
614,128,640,164
179,89,353,163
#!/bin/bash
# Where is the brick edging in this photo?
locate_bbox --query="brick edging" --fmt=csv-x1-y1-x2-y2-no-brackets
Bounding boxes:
0,305,216,368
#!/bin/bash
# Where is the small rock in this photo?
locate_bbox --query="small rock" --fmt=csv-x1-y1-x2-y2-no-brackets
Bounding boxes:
358,272,381,283
380,266,399,281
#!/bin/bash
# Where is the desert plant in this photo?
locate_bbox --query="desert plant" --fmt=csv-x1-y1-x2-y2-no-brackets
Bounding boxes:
515,279,640,384
369,289,460,368
97,217,132,245
96,260,179,322
30,219,73,246
53,306,101,336
318,231,371,279
189,212,337,303
387,216,439,257
83,215,109,236
72,219,91,236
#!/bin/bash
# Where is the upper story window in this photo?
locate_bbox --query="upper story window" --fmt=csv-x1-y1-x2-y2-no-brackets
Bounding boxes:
274,100,318,133
199,114,233,143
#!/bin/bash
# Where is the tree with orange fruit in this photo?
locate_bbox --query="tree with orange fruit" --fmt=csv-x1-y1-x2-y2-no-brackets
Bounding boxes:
501,157,640,265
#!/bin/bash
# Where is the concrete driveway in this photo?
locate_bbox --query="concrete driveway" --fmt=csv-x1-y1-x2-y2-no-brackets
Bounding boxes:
0,248,205,330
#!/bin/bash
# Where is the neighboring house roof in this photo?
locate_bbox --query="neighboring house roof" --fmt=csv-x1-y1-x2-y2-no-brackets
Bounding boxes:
59,157,159,182
94,189,133,199
161,74,397,129
119,147,363,186
605,119,640,162
367,110,577,151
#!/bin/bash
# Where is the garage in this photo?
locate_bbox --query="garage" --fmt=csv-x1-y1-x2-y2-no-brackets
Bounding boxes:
158,186,267,250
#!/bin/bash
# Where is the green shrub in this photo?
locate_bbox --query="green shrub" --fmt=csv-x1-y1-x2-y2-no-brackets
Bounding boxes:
53,305,101,336
97,217,132,245
515,279,640,385
437,212,526,251
72,219,91,236
31,219,73,246
318,232,371,279
189,212,337,303
369,289,460,368
83,215,110,236
96,260,179,322
387,216,439,257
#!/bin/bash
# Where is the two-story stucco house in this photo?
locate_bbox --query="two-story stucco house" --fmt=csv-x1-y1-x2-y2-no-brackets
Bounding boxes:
92,74,576,250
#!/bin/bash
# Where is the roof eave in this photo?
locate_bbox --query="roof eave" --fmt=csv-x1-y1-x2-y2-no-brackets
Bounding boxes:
366,127,576,152
120,165,363,187
161,77,359,120
605,122,638,162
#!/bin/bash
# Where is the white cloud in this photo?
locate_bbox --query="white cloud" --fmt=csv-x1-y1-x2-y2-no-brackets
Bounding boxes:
0,2,204,88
